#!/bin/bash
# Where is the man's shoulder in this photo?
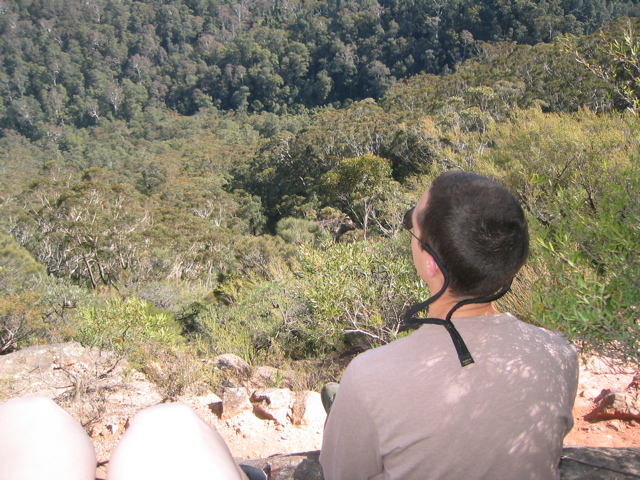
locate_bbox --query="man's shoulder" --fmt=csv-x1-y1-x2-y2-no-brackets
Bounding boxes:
344,327,450,376
498,315,579,374
509,315,576,348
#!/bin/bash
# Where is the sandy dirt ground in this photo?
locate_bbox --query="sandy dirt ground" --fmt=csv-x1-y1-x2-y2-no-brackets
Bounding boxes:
564,355,640,448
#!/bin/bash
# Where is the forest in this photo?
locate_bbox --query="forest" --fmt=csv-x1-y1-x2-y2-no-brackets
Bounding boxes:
2,0,640,134
1,0,639,392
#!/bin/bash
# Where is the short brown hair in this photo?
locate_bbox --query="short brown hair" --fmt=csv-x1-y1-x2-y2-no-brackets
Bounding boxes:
418,171,529,297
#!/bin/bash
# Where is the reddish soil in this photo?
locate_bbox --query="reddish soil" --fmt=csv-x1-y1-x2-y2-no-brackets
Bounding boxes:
564,355,640,447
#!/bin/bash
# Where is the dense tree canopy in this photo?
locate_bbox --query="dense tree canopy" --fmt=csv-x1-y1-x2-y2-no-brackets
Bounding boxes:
0,0,638,140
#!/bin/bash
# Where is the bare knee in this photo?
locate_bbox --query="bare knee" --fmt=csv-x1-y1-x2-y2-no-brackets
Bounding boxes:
0,396,87,436
0,396,63,419
0,396,96,480
129,402,203,431
108,403,243,480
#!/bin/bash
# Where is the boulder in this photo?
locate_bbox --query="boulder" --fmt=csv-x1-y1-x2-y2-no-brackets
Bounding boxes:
248,366,297,389
196,393,223,417
251,388,292,425
248,366,280,388
560,446,640,479
0,342,162,418
221,387,252,420
291,391,325,427
586,374,640,421
586,389,640,421
0,342,120,398
237,447,640,480
212,354,251,376
211,354,252,387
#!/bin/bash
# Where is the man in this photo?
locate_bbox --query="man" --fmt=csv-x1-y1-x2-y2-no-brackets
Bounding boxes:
320,171,579,480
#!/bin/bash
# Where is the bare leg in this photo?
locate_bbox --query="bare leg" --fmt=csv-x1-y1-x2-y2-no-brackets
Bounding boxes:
107,402,248,480
0,396,96,480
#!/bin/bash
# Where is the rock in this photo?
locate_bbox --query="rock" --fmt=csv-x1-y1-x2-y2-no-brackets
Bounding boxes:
0,342,119,398
3,345,640,480
628,373,640,392
251,388,292,425
0,341,162,412
239,451,324,480
608,420,625,432
212,354,251,376
212,354,252,387
248,366,279,388
581,387,604,400
560,447,640,479
221,388,252,420
237,447,640,480
248,366,298,389
586,390,640,421
291,391,325,427
196,393,223,417
196,392,223,405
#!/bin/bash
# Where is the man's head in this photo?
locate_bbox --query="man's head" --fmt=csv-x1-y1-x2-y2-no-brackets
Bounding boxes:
413,171,529,298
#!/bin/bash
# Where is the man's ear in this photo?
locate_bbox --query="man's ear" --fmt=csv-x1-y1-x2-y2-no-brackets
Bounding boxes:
425,252,440,278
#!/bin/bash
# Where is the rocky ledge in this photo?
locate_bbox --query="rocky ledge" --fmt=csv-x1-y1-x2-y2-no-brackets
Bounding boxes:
2,343,640,479
235,447,640,479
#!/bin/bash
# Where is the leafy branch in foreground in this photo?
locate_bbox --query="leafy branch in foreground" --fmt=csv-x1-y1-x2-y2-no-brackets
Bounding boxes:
565,19,640,115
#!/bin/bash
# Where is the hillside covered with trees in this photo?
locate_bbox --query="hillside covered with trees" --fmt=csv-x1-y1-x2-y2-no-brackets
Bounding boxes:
1,0,639,391
1,0,639,137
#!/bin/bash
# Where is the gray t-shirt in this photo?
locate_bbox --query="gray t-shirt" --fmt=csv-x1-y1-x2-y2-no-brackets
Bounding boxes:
320,313,579,480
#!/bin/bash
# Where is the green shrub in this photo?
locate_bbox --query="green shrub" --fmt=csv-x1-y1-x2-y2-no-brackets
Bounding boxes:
74,296,183,356
0,233,45,295
525,166,640,362
231,234,299,281
0,291,47,353
185,235,425,363
132,343,206,401
296,237,424,353
276,217,328,245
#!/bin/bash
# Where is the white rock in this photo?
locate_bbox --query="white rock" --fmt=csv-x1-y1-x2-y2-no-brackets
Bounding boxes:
221,387,252,420
291,391,326,427
251,388,292,425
